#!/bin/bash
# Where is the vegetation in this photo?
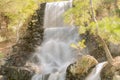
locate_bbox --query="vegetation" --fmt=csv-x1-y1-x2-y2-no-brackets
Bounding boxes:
0,0,60,42
0,0,119,64
0,0,120,80
0,0,62,60
65,0,120,65
70,55,98,75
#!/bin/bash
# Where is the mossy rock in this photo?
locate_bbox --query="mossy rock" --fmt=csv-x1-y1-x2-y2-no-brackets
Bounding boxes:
66,55,98,80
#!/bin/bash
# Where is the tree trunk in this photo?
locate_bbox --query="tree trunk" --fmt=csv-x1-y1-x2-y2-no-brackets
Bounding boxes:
90,0,114,65
98,35,114,64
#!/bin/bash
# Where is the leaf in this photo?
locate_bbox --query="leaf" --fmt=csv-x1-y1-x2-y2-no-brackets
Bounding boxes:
70,43,79,49
78,40,86,49
79,26,87,34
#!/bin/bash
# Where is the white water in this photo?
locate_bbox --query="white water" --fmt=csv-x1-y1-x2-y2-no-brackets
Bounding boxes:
31,27,80,80
44,1,72,28
32,1,79,80
85,62,106,80
31,1,106,80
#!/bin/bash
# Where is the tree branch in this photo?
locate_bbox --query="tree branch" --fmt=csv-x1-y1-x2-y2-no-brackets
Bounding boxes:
90,0,114,65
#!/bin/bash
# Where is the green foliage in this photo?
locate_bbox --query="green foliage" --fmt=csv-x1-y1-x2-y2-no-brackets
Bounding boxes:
0,0,44,40
64,0,100,26
0,0,61,36
91,16,120,43
64,0,90,26
70,40,86,50
5,0,39,26
65,0,120,45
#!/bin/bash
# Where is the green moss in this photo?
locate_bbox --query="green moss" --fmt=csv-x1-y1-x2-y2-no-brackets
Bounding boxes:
70,55,98,75
0,52,4,58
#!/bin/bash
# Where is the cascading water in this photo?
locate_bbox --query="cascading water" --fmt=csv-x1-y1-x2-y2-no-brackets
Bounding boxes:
31,27,80,80
31,1,106,80
44,1,72,28
31,1,80,80
85,62,106,80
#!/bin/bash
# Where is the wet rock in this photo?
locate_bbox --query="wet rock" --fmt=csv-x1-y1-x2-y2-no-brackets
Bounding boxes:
81,33,107,62
1,66,34,80
101,56,120,80
82,32,120,62
66,55,98,80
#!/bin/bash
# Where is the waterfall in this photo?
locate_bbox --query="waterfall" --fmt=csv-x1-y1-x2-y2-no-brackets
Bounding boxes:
31,27,80,80
31,1,106,80
31,1,80,80
44,1,72,28
85,62,106,80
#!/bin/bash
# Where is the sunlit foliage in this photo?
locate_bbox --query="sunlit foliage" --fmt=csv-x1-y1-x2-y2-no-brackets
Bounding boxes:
70,40,86,51
65,0,120,44
64,0,101,26
0,0,60,41
88,16,120,43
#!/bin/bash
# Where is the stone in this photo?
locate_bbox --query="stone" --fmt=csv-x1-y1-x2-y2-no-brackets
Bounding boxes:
66,55,98,80
101,56,120,80
113,74,120,80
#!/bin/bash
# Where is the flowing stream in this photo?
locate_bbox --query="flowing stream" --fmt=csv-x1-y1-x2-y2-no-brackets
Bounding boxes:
31,1,105,80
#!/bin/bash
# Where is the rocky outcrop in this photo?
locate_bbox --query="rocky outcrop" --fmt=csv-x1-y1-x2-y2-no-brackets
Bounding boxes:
82,32,120,62
66,55,98,80
0,3,46,80
81,33,107,62
101,56,120,80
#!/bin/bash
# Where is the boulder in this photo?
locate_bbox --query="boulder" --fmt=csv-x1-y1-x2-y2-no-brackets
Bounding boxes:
66,55,98,80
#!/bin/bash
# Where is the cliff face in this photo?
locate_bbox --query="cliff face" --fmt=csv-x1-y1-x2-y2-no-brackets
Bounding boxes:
0,3,46,80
